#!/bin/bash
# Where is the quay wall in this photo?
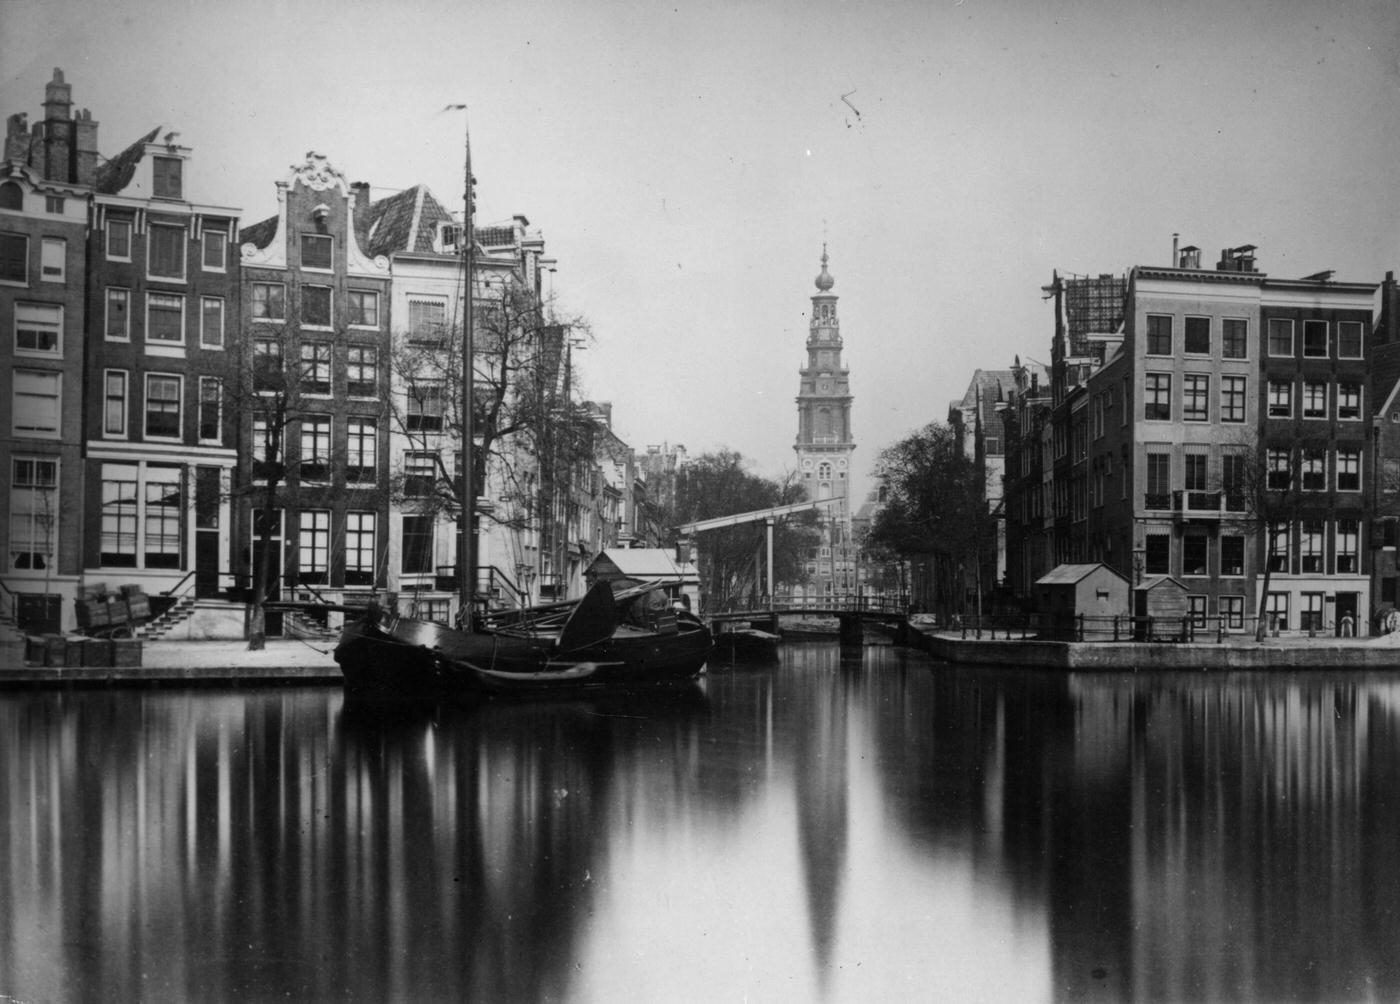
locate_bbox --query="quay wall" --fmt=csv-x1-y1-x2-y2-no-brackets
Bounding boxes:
911,629,1400,671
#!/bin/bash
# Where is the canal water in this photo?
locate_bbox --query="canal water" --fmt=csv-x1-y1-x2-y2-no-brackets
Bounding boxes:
3,644,1400,1002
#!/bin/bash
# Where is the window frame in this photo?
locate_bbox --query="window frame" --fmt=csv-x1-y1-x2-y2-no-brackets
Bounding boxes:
13,369,61,438
1221,535,1245,577
299,340,332,396
346,344,378,398
1222,317,1248,359
1144,373,1171,421
302,284,333,328
9,456,59,571
201,227,227,272
348,289,379,328
1338,321,1363,360
1302,320,1329,359
199,296,225,349
1267,318,1294,358
346,418,378,485
298,415,332,483
252,281,286,321
152,156,184,200
0,230,29,285
1183,316,1210,355
1337,382,1361,421
1145,314,1173,356
300,233,333,271
297,510,331,584
345,511,376,586
143,372,183,441
104,369,128,438
105,287,131,342
1336,518,1360,574
198,376,222,444
1267,379,1292,418
1220,375,1246,423
146,291,185,347
1337,447,1362,492
146,222,187,282
105,218,132,261
401,514,434,574
1302,380,1328,420
14,301,62,356
1182,373,1209,422
40,237,65,282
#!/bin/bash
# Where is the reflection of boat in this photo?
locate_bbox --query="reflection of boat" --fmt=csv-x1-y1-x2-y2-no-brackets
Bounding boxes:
715,627,780,662
335,580,713,702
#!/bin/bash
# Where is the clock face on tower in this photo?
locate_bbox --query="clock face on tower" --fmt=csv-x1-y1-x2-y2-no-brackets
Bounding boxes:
819,381,830,392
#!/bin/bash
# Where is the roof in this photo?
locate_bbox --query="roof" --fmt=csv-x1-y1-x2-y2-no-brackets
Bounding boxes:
94,126,161,195
1035,563,1126,586
1135,575,1187,592
588,548,698,580
238,214,278,249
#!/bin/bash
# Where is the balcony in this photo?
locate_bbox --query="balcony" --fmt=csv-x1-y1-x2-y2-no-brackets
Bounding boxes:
1172,490,1225,521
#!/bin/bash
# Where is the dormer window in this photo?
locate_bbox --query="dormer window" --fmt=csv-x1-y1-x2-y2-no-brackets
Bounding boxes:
153,156,183,200
439,223,462,252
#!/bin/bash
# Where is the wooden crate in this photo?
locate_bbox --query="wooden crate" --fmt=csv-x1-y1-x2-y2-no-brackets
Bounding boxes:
80,638,113,668
127,595,151,620
25,636,46,664
76,598,111,629
111,639,143,668
43,635,69,668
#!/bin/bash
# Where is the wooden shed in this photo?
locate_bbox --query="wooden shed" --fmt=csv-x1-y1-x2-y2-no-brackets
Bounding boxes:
1034,563,1130,640
585,548,701,612
1132,575,1189,641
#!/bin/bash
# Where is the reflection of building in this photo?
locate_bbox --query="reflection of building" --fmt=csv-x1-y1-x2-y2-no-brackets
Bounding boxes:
793,246,855,598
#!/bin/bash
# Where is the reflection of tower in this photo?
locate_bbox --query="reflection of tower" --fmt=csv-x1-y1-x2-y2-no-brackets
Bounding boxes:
794,246,855,595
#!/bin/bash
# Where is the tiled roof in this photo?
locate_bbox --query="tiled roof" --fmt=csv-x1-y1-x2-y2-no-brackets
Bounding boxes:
94,126,160,194
364,184,457,257
238,214,278,249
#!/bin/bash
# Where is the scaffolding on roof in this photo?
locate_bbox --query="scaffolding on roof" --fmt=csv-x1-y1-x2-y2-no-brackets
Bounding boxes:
1062,274,1126,356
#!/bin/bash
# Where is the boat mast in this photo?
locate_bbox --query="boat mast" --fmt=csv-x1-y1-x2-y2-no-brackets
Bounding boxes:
458,110,476,625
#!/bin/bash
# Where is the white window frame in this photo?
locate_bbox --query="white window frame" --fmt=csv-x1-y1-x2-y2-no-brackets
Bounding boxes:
1336,519,1360,574
1337,383,1361,422
1302,320,1329,359
144,372,183,441
146,222,187,282
106,287,131,341
298,510,331,582
345,511,376,584
1337,447,1362,492
198,376,222,445
347,289,379,328
200,296,225,349
302,284,333,329
346,418,377,485
252,281,286,321
1221,317,1248,360
1338,320,1364,360
146,292,185,348
40,237,65,282
104,369,128,438
1220,375,1246,423
10,456,59,571
13,369,61,438
202,227,227,272
300,233,333,272
1267,380,1292,418
14,302,62,356
1267,318,1294,358
299,415,332,483
0,230,29,286
106,218,132,262
1302,380,1328,420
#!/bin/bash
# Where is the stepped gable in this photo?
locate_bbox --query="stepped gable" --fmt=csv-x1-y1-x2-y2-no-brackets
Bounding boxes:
94,126,160,194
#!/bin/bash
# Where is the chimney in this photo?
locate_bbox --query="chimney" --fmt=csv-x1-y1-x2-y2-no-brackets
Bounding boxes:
350,180,370,218
1172,232,1179,266
73,107,98,185
1178,245,1201,269
5,113,28,163
42,68,73,182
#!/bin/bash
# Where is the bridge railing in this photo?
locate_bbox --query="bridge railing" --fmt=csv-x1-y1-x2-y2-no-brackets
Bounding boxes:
704,594,911,617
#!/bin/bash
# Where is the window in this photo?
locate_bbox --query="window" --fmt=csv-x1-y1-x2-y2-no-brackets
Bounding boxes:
1144,373,1171,420
152,156,183,199
1300,520,1325,573
298,510,330,583
300,341,331,395
1337,383,1361,421
1221,535,1245,576
1267,449,1292,490
0,183,21,209
347,419,377,484
404,452,437,497
1146,451,1171,507
407,381,445,431
1221,375,1246,423
143,466,182,568
251,413,280,480
148,223,186,280
106,288,130,340
106,218,131,260
1337,447,1361,491
1267,522,1291,573
1301,451,1326,491
200,297,224,348
104,370,127,437
1337,519,1360,573
1122,376,1130,426
299,416,331,482
10,458,57,570
409,298,448,343
1145,533,1171,575
13,370,60,436
1223,452,1247,510
15,302,61,353
300,234,332,270
1220,595,1245,629
1303,320,1328,358
1302,381,1327,419
1222,318,1247,358
1338,321,1363,359
1184,453,1208,492
0,231,27,283
1183,535,1208,576
100,463,138,566
302,285,332,326
147,292,184,343
145,374,182,439
1268,318,1293,357
40,238,64,281
253,338,282,392
1298,592,1325,632
346,345,377,397
1266,592,1289,632
44,195,63,214
1146,315,1172,355
1183,374,1209,422
1188,595,1208,628
348,290,379,327
1267,380,1292,418
1184,316,1210,354
202,228,226,270
402,515,434,574
252,282,285,320
198,377,221,442
346,512,376,586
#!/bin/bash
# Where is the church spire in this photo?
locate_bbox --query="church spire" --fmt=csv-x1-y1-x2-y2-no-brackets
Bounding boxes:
815,243,835,291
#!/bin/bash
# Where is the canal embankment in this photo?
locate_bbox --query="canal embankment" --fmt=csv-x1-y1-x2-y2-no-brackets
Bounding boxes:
0,638,341,686
907,623,1400,670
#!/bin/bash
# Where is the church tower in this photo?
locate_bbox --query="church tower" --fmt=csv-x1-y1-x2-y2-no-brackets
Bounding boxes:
794,246,855,593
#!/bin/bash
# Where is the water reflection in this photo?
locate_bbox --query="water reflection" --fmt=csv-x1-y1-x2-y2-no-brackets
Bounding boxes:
6,658,1400,1000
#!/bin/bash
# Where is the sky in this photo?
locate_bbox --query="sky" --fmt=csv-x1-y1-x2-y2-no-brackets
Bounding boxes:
5,0,1400,503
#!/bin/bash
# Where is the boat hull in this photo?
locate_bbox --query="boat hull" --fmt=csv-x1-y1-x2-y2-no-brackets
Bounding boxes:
334,611,713,703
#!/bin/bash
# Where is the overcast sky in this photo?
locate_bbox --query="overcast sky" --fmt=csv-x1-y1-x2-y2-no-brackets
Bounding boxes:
5,0,1400,501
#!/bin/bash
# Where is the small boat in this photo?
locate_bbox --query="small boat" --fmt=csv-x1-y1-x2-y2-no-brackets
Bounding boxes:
714,627,780,662
334,580,714,702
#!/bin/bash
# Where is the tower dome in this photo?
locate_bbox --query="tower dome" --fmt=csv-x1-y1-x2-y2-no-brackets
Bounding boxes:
814,245,835,291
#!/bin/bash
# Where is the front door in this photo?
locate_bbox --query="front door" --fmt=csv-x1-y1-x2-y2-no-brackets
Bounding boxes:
195,531,220,598
1335,592,1359,636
